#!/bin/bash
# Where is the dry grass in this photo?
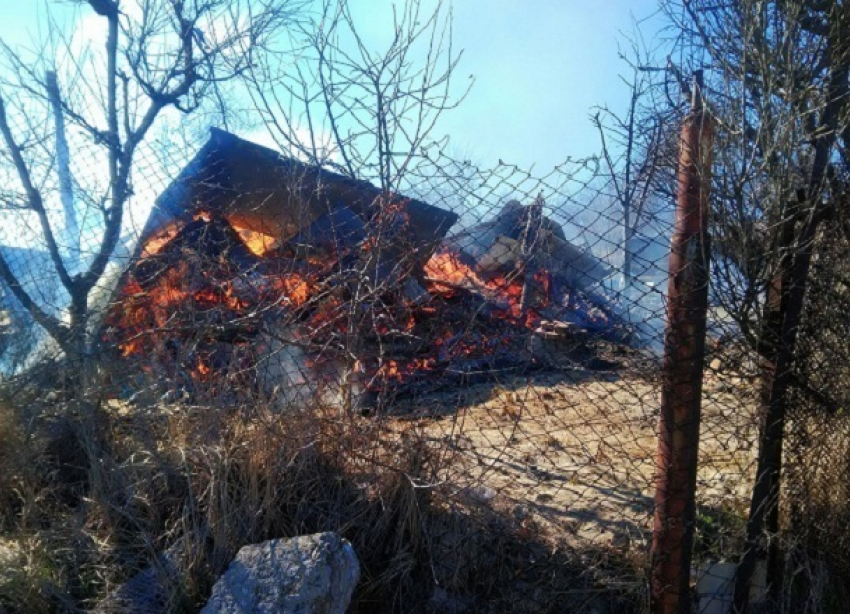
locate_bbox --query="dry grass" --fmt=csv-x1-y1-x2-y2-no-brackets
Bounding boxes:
0,377,652,613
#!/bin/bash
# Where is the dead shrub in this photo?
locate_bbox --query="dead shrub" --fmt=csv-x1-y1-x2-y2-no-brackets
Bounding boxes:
0,389,647,613
0,404,26,532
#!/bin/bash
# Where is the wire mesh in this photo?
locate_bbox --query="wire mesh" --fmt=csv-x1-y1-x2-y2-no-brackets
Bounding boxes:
0,122,846,614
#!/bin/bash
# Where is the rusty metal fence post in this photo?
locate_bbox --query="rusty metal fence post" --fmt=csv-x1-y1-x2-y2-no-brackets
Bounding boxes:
650,71,713,614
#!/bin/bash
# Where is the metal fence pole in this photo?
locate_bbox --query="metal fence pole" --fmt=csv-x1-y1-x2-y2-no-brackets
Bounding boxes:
650,71,713,614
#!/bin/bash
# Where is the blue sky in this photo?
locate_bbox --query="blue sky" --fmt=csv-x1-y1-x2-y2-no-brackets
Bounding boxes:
0,0,664,171
434,0,664,169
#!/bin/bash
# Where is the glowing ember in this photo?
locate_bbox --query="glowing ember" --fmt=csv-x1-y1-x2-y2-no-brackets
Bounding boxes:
376,357,438,382
104,211,325,383
269,273,314,308
104,201,611,400
197,356,211,377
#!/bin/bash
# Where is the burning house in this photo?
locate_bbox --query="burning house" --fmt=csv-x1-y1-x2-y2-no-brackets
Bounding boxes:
102,129,625,408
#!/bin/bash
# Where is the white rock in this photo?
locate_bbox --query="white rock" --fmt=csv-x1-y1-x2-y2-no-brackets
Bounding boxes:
201,533,360,614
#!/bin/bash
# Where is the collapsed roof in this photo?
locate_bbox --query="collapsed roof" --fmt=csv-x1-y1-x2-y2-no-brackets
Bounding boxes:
138,128,459,264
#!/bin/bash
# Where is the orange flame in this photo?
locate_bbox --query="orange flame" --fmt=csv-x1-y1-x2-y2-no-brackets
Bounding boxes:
424,248,546,325
107,206,559,393
423,251,483,294
229,221,278,256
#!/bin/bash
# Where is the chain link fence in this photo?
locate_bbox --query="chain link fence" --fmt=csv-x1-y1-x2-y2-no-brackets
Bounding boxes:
0,122,847,614
778,222,850,611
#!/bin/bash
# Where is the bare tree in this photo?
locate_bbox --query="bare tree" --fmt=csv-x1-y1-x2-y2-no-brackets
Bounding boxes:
591,40,680,289
244,0,471,193
0,0,297,386
660,1,850,609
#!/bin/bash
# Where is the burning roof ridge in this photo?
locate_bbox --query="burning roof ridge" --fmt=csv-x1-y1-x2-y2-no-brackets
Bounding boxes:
143,128,458,247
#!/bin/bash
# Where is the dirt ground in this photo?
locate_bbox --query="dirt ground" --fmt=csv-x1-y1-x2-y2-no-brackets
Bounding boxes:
384,354,760,553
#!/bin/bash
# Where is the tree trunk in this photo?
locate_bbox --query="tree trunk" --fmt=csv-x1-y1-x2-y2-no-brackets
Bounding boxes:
734,32,848,610
733,217,816,612
66,289,91,397
46,70,79,274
